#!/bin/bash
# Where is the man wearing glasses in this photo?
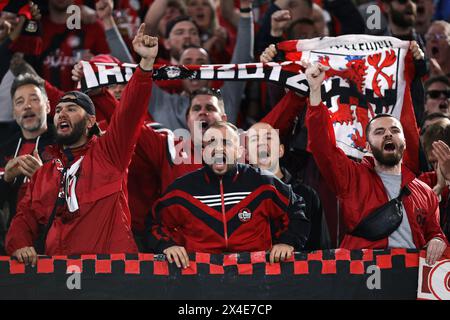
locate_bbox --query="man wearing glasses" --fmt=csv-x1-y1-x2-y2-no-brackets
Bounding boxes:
424,76,450,116
425,20,450,78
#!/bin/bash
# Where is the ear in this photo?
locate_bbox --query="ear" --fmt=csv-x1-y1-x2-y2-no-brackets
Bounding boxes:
45,100,51,115
221,113,227,121
87,115,96,129
366,140,371,153
237,145,245,160
164,38,171,51
279,144,285,158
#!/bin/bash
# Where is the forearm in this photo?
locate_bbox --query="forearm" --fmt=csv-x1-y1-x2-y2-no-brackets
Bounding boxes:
220,0,240,28
105,26,135,63
0,38,13,80
324,0,365,34
144,0,169,35
256,3,281,54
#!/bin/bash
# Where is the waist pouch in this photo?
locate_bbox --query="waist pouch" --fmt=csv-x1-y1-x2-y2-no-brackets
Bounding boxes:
350,186,411,241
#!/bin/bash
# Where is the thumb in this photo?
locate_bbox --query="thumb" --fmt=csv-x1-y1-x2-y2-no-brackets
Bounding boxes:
33,150,41,161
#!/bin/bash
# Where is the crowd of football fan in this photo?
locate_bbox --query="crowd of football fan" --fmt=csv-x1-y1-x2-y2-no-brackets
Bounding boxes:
0,0,449,268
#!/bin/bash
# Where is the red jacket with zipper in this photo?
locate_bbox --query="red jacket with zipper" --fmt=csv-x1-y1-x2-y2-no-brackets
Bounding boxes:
5,67,153,256
306,101,447,249
150,164,310,254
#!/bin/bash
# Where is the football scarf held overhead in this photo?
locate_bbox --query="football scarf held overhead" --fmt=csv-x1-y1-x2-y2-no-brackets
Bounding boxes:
79,34,418,161
0,0,32,20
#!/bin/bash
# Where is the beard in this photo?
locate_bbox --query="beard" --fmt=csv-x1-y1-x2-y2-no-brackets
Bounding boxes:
55,117,87,146
390,5,416,28
370,142,405,167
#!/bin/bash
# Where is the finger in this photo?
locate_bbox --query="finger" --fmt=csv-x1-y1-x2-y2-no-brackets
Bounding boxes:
165,251,173,263
26,247,36,267
29,247,37,267
15,251,24,263
286,249,292,260
172,251,182,268
180,247,190,268
269,248,276,264
24,155,41,168
176,248,188,268
17,159,35,176
21,250,30,265
279,249,287,262
426,243,437,265
33,150,42,163
274,250,281,263
317,63,330,71
137,23,145,36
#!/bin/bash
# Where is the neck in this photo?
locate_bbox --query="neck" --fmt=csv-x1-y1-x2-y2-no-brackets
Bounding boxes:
21,124,47,140
389,22,413,37
63,135,89,150
375,160,402,175
274,166,283,179
49,6,69,24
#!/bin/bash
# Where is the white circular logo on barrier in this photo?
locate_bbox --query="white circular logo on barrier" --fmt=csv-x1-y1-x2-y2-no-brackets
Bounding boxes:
428,260,450,300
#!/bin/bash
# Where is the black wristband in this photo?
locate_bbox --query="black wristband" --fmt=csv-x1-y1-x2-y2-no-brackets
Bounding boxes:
239,7,252,13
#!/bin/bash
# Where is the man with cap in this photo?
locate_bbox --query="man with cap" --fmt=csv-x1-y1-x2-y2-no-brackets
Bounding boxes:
5,24,158,265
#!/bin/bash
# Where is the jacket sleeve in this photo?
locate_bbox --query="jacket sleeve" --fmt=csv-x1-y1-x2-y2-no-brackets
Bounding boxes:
147,192,184,253
270,180,310,250
44,80,64,117
89,88,119,125
97,66,153,172
423,190,448,245
305,101,360,197
260,91,306,140
136,124,171,171
5,177,40,255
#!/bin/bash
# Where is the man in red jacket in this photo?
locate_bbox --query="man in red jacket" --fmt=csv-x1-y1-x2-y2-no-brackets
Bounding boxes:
304,60,447,266
6,23,158,266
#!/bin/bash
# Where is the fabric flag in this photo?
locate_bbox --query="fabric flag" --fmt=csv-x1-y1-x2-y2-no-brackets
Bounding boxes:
0,0,32,20
278,35,419,172
79,34,419,172
417,248,450,300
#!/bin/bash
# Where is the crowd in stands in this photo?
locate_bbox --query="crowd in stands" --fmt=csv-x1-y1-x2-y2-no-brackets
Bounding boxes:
0,0,449,268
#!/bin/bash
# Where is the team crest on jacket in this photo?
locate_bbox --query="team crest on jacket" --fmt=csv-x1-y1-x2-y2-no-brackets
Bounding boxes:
238,208,252,222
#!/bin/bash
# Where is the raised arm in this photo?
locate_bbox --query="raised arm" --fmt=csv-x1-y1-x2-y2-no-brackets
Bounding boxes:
98,24,158,171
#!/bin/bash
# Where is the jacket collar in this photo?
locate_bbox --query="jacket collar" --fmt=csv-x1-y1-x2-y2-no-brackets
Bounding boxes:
52,136,97,166
361,156,416,187
204,162,241,182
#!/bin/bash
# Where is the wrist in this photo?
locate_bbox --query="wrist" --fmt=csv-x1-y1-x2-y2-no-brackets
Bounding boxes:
139,58,155,71
102,16,115,30
270,29,283,38
309,88,322,106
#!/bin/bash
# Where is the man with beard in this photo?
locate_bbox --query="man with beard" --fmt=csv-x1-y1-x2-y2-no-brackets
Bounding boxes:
150,121,310,268
247,122,330,250
305,61,447,265
5,24,157,265
381,0,428,124
0,74,54,255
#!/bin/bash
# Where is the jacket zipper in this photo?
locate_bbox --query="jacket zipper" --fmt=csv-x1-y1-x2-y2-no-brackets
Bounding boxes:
220,178,229,249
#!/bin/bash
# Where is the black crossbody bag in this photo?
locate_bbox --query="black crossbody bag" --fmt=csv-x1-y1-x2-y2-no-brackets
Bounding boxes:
350,186,411,241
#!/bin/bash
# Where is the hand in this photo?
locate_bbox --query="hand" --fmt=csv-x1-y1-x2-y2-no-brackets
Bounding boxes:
271,10,291,37
429,58,445,77
163,245,190,269
0,18,12,42
71,61,84,82
433,163,446,196
95,0,114,20
13,246,38,267
269,243,294,264
132,23,158,70
432,140,450,181
29,1,42,21
425,238,447,265
16,151,43,178
301,60,329,105
4,157,22,183
260,44,277,63
81,5,98,25
410,41,424,60
274,0,291,10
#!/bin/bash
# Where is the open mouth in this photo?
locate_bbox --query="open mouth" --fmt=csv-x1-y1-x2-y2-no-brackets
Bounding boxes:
196,13,205,21
258,150,271,164
431,46,439,57
383,141,396,152
57,121,71,132
22,112,36,121
439,102,449,112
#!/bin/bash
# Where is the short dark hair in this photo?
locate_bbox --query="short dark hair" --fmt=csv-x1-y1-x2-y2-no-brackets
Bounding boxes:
11,73,47,100
287,18,315,39
365,113,399,138
188,88,225,115
179,45,211,63
424,76,450,92
422,123,450,154
165,15,199,38
421,112,450,128
207,120,239,134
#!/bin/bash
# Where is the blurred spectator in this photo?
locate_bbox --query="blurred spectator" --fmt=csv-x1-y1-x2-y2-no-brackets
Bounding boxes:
424,76,450,116
433,0,450,21
425,21,450,78
414,0,435,36
144,0,186,37
0,74,54,255
247,122,330,250
421,112,450,134
148,4,253,130
32,0,110,91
